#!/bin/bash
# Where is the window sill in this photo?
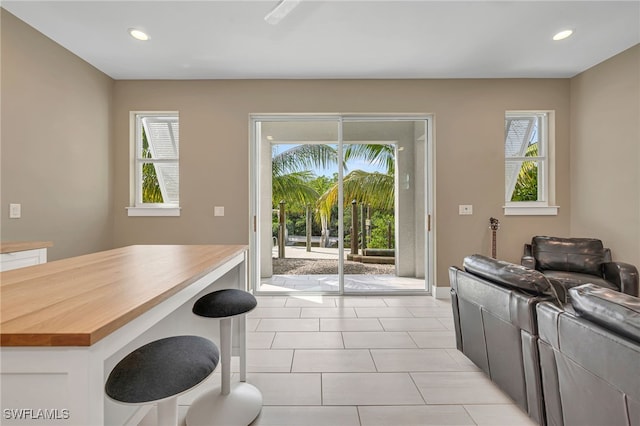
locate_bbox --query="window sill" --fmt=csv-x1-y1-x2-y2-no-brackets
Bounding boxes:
503,205,559,216
126,207,181,217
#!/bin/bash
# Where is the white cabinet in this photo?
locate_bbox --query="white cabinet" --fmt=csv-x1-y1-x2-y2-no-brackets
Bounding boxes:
0,242,51,272
0,248,47,271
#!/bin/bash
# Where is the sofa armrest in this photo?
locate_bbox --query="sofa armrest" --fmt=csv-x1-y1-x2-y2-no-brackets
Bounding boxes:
448,266,464,351
603,262,639,297
521,244,536,269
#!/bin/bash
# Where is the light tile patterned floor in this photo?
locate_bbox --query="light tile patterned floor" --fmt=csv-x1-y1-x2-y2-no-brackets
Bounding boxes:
142,295,537,426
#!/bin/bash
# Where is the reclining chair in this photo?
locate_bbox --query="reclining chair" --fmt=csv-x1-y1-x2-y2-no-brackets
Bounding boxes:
450,255,562,425
537,284,640,426
522,236,638,300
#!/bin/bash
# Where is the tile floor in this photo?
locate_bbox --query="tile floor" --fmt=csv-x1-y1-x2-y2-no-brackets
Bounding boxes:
143,294,537,426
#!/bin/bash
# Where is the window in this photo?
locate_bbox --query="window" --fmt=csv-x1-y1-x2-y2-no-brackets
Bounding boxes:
504,111,558,215
127,112,180,216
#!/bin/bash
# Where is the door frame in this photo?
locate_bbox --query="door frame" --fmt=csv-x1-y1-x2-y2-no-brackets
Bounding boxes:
249,113,435,296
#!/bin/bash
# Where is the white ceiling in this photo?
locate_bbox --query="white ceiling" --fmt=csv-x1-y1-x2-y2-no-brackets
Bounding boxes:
3,0,639,80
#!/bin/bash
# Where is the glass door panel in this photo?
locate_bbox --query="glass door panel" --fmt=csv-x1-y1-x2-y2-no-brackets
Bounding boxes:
342,119,428,292
256,119,341,293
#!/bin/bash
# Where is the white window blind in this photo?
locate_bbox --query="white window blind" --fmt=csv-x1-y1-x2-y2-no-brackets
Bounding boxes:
505,115,537,201
140,116,180,204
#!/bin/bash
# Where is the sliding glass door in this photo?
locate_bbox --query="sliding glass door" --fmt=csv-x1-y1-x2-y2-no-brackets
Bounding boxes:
342,119,428,292
249,115,432,295
253,118,341,293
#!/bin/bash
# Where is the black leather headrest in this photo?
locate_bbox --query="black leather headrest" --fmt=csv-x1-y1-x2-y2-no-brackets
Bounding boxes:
463,254,553,295
532,236,605,275
570,284,640,343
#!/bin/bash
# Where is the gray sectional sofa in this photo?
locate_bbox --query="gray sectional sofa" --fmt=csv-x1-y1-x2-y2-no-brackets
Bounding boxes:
537,285,640,426
449,255,560,425
450,255,640,426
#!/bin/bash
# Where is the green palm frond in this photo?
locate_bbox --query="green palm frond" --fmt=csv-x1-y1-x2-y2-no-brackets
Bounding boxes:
272,143,396,231
141,127,163,203
272,144,339,209
344,144,395,174
511,142,539,201
272,170,319,207
273,144,338,175
524,142,538,157
317,170,394,219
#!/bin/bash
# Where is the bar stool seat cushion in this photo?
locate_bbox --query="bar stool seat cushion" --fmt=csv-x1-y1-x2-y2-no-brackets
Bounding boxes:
193,289,257,318
106,335,219,404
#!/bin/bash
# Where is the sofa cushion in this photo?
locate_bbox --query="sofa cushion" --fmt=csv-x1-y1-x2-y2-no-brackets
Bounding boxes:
532,236,605,276
543,270,618,291
463,254,552,295
570,284,640,343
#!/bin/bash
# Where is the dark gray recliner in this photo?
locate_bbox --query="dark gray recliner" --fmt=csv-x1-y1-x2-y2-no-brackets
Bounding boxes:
537,284,640,426
450,254,561,425
522,236,639,299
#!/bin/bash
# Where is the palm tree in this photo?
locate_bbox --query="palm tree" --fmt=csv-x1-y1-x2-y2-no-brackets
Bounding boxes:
272,144,339,252
141,128,163,203
317,144,395,217
316,169,394,213
271,143,395,249
345,144,395,175
314,144,395,248
511,142,538,201
272,144,338,207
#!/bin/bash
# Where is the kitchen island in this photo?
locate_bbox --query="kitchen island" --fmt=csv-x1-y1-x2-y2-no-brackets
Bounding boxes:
0,245,249,425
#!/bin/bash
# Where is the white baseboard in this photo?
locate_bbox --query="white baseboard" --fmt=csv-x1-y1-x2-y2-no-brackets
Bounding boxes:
432,286,451,299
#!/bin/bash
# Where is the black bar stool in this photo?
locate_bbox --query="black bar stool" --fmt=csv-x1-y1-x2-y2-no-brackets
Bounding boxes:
186,288,262,425
105,335,219,426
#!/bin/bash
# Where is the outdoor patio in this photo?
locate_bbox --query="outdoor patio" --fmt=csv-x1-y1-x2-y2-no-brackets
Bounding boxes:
261,246,425,293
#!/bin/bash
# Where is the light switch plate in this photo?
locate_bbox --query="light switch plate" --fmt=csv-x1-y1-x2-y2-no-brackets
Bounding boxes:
9,203,21,219
459,204,473,215
214,206,225,217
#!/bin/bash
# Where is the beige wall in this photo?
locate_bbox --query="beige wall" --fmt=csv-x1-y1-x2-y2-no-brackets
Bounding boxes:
570,45,640,266
112,79,571,287
12,9,627,288
0,10,114,260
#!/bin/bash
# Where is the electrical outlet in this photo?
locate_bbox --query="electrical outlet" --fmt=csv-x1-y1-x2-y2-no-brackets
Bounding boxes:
459,204,473,215
9,203,21,219
214,206,225,217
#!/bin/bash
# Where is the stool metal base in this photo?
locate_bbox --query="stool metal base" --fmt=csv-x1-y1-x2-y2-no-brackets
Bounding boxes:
185,382,262,426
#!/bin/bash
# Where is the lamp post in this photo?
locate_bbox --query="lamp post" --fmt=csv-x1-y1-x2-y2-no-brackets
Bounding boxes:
278,200,286,258
351,200,358,255
306,205,312,252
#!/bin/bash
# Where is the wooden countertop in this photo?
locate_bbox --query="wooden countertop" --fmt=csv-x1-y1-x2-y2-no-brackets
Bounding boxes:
0,241,53,254
0,245,247,347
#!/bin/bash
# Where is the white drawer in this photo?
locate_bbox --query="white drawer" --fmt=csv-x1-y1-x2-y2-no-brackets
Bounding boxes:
0,248,47,271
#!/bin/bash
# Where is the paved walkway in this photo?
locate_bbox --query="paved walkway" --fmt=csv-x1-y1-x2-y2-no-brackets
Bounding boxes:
265,246,425,293
272,245,344,260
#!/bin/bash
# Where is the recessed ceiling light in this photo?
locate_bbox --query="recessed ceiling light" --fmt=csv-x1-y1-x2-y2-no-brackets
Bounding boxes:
553,29,573,41
129,28,149,41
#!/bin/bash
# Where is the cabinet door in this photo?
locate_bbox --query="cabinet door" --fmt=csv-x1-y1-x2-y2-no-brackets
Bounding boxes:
0,248,47,271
